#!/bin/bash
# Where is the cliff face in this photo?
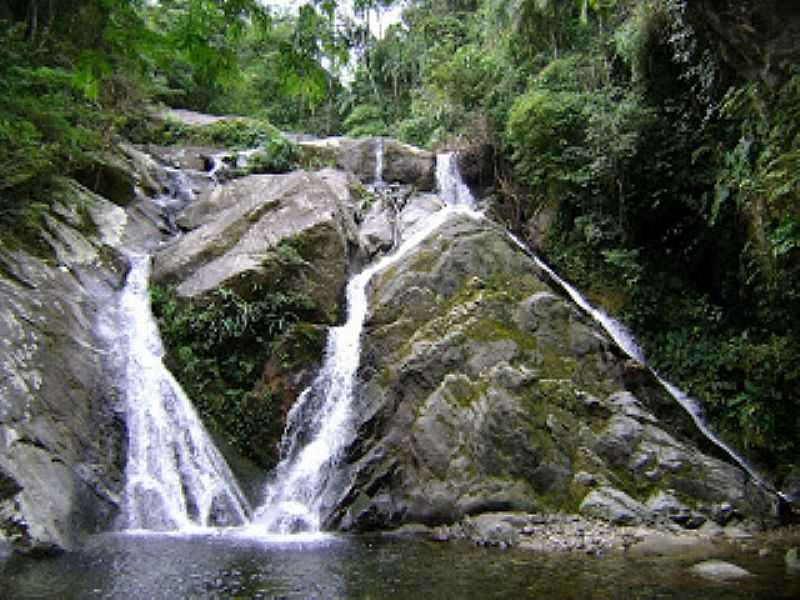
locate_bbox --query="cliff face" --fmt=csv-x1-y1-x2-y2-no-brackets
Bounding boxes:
686,0,800,90
0,182,129,555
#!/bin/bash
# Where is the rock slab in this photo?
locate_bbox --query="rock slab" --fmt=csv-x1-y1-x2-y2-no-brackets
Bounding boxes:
322,213,777,533
0,183,129,554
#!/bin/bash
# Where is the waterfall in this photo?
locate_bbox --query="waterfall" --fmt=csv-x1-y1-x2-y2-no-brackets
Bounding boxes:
374,137,384,185
505,233,783,499
436,152,475,206
118,254,251,531
253,152,479,533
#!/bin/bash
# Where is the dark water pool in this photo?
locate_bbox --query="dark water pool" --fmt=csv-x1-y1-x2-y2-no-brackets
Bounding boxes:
1,531,797,599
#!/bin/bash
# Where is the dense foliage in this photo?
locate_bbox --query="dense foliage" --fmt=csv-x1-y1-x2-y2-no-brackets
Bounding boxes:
151,281,317,467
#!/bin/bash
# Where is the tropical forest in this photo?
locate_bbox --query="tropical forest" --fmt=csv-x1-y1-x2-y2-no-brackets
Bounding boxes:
1,0,799,597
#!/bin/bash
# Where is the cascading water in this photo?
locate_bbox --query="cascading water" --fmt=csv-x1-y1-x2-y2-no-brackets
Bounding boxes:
436,152,474,206
253,153,479,534
118,254,251,531
505,233,783,499
374,137,384,186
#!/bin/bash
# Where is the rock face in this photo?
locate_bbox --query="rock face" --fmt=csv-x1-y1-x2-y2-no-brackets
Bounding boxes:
0,182,129,554
324,213,777,532
687,0,800,90
153,169,360,319
298,137,435,190
0,136,219,554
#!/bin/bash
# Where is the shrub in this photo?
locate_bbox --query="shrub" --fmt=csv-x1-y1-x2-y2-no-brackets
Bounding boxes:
244,136,300,174
151,283,317,467
343,104,387,138
506,87,589,191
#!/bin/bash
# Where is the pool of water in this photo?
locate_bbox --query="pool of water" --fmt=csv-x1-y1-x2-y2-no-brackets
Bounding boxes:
1,531,797,599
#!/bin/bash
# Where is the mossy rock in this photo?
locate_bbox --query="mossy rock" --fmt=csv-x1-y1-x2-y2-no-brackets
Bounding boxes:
325,211,778,531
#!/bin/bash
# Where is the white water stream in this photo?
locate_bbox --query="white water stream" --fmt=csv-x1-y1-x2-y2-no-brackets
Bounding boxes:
436,152,475,206
374,137,384,185
505,233,782,498
118,257,251,531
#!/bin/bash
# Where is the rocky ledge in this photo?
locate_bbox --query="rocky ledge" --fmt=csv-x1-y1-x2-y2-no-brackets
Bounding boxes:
392,510,759,556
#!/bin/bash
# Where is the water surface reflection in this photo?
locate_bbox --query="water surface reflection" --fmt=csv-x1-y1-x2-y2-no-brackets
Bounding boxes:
1,532,797,599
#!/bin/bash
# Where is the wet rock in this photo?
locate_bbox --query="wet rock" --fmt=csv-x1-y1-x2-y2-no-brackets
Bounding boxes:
396,193,444,240
359,198,396,258
462,513,521,548
382,139,436,190
298,137,435,189
689,560,753,581
646,490,706,529
580,487,648,525
786,547,800,572
0,182,128,553
144,144,219,174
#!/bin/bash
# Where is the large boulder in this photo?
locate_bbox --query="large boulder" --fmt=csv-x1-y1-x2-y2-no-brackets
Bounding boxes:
153,169,360,324
0,181,129,554
323,213,778,531
298,137,435,190
383,139,436,190
689,560,753,581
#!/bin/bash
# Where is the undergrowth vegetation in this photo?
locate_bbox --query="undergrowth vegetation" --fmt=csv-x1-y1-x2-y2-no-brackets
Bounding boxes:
150,283,317,468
